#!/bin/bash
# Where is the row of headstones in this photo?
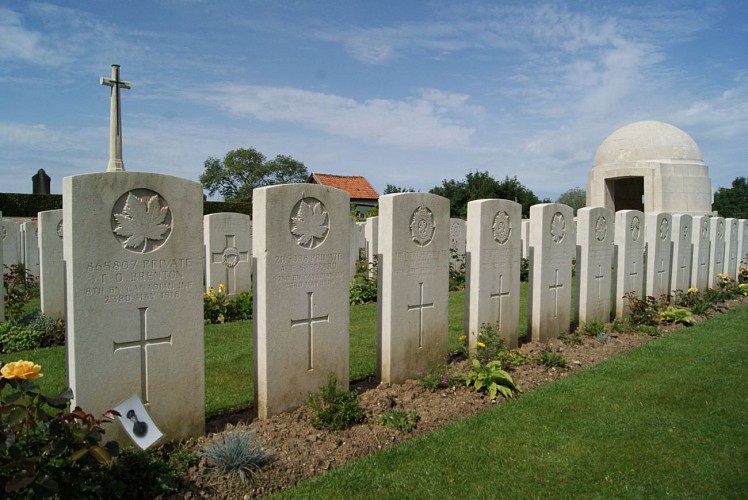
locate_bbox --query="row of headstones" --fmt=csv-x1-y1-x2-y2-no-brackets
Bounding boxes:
20,171,748,448
1,217,43,278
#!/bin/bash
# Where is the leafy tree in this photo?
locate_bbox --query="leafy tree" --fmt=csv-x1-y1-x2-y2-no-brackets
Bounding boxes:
199,148,308,202
383,184,417,194
713,176,748,218
555,187,586,215
430,171,542,218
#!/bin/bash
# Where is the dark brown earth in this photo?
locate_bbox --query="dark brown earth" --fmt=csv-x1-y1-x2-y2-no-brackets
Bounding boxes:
169,296,748,498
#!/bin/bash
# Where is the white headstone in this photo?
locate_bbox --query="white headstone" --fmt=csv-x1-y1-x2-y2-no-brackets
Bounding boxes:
528,203,575,342
365,216,379,279
377,193,450,383
465,199,521,348
614,210,645,319
521,220,530,259
738,219,748,264
355,221,367,259
204,212,252,296
723,218,740,279
690,215,711,291
449,218,466,269
707,217,726,288
38,210,65,320
21,221,40,279
645,212,673,299
2,219,21,267
0,212,3,321
670,214,693,294
253,184,350,419
64,172,205,444
575,207,614,325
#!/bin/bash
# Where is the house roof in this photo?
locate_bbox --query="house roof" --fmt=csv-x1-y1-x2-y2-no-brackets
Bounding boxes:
307,173,379,200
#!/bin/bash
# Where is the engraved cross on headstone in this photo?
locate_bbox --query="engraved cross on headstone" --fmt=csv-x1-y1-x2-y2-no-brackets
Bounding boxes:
594,264,605,299
100,64,131,172
629,260,639,291
656,258,667,291
490,274,510,331
211,234,249,294
548,269,563,318
408,282,434,348
291,292,329,371
678,256,688,286
112,307,172,404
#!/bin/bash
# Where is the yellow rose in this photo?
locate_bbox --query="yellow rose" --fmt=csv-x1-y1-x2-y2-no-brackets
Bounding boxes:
218,284,225,293
477,341,486,348
458,335,466,342
1,360,43,380
687,287,698,294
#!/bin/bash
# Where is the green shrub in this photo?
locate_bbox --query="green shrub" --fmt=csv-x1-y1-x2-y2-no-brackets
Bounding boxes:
561,330,584,346
308,374,365,430
226,290,253,321
659,306,695,326
3,264,38,321
377,408,419,432
199,426,270,483
465,359,522,400
0,360,119,498
0,322,43,353
416,366,452,391
449,249,466,291
624,292,659,326
349,259,377,305
535,348,567,368
581,319,607,337
102,447,183,497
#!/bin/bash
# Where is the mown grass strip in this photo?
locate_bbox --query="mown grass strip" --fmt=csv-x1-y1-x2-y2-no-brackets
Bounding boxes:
275,305,748,499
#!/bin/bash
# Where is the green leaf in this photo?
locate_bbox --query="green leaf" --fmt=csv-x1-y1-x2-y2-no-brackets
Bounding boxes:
71,447,88,462
89,445,113,464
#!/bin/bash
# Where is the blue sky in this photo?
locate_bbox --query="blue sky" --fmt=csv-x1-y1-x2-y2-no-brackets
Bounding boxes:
1,1,746,201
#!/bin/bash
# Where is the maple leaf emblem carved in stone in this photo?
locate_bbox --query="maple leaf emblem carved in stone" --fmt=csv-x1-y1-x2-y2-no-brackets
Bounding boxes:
113,192,171,253
291,198,329,249
550,212,565,244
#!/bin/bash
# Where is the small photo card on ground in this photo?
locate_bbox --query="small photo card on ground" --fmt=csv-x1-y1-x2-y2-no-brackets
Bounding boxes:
114,394,163,450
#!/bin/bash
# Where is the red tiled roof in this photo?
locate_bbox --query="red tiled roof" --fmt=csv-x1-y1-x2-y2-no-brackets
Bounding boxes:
308,173,379,200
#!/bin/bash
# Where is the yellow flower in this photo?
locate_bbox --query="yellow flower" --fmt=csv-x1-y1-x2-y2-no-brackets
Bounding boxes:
458,335,466,342
1,360,43,380
477,342,486,348
218,283,225,293
687,287,698,294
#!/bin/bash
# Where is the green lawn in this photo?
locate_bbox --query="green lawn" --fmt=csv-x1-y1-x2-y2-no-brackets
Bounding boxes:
275,304,748,499
5,287,532,417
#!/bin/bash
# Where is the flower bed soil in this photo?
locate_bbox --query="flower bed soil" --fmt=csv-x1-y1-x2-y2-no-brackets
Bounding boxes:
172,296,748,498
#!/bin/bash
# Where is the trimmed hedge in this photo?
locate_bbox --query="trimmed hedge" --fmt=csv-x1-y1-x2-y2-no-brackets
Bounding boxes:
0,193,251,218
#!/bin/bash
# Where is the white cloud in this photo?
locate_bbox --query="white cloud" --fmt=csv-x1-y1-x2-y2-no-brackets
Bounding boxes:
187,85,478,148
0,7,65,65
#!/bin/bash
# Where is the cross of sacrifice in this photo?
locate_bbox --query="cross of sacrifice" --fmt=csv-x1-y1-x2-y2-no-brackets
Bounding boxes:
548,269,563,318
408,282,434,348
112,307,172,404
594,264,605,299
211,234,249,294
100,64,131,172
490,274,510,331
291,292,329,371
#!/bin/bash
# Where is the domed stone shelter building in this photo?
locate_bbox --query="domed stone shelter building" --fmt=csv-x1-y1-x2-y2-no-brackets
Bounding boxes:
586,121,713,214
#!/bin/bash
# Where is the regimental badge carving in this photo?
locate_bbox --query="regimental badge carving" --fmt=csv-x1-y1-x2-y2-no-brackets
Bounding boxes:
492,210,511,244
550,212,565,244
631,216,641,241
659,218,669,241
290,197,329,249
595,215,607,242
410,206,435,246
222,247,240,267
717,220,724,239
701,219,709,238
111,190,172,254
56,220,63,239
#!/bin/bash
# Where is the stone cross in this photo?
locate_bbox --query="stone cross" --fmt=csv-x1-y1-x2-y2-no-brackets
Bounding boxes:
490,274,511,331
112,307,172,405
408,282,434,348
291,292,329,371
549,269,564,318
211,234,249,293
100,64,131,172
